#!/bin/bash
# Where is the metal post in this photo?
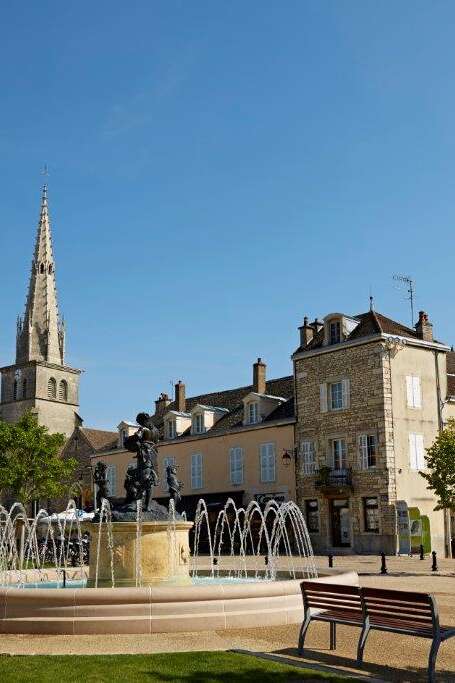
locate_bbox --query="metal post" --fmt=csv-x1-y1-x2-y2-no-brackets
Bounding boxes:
328,554,333,568
419,544,424,560
380,553,387,575
431,551,438,572
62,569,66,588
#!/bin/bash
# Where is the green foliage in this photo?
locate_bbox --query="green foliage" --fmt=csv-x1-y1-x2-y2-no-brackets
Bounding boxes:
421,418,455,511
0,412,77,505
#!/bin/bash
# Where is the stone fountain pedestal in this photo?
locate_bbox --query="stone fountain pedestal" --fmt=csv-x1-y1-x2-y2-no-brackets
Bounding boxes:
87,520,194,587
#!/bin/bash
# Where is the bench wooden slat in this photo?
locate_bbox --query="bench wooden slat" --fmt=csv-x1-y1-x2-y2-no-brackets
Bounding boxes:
361,586,432,604
301,581,360,596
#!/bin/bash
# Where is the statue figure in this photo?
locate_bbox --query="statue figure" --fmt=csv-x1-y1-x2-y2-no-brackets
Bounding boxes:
124,464,139,505
166,464,183,507
93,461,109,510
124,412,159,512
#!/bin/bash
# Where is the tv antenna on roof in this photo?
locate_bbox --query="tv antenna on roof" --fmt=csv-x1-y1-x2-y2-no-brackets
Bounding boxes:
393,274,415,327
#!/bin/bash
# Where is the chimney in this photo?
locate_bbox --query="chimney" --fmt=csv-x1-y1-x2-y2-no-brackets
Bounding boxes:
415,311,433,342
253,358,266,394
312,317,323,333
154,392,170,416
175,380,186,412
298,316,314,348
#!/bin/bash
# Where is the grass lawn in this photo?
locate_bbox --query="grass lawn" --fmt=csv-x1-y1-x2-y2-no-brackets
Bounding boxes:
0,651,353,682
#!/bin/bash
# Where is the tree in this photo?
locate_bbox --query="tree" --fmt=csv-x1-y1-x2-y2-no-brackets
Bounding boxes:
421,418,455,511
0,412,78,506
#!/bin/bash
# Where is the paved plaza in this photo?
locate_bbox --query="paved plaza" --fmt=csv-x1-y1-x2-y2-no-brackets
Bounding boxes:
0,555,454,681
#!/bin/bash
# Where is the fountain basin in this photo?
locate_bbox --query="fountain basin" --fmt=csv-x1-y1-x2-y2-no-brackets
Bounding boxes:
0,570,358,634
86,520,194,587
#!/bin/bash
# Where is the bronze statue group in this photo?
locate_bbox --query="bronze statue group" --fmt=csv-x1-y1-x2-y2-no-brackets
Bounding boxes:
92,412,183,514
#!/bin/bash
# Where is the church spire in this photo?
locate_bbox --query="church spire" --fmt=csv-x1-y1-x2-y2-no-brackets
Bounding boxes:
16,185,65,365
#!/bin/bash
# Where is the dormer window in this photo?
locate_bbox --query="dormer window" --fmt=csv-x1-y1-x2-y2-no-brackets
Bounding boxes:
248,401,259,424
193,413,204,434
329,320,341,345
166,419,176,439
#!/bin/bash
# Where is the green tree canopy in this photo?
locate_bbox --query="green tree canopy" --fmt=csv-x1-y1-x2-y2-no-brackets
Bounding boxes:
421,418,455,511
0,412,77,505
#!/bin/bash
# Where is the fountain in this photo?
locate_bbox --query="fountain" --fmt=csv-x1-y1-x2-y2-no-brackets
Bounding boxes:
0,413,357,634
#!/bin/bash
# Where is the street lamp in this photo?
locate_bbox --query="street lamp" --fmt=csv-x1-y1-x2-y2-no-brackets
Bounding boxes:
282,448,297,467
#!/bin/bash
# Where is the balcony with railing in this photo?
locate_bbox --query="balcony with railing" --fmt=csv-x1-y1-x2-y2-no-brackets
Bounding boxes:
315,467,353,493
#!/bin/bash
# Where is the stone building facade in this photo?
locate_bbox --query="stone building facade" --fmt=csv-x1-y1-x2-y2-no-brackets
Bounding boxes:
293,309,455,557
0,186,81,437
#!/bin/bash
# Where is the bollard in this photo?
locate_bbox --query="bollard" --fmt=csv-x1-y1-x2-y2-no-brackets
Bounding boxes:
380,552,387,575
328,554,333,568
265,555,269,566
62,569,66,588
419,544,424,560
431,551,438,572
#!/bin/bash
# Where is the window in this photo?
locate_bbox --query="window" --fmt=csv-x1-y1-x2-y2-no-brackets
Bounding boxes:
330,382,343,410
48,264,53,274
406,376,422,409
331,439,347,471
305,500,319,533
40,262,45,274
248,402,259,424
329,321,341,344
191,453,203,489
229,447,244,485
59,380,68,401
358,434,377,469
301,440,316,475
409,433,425,470
163,456,176,484
13,380,18,401
320,380,349,412
193,413,204,434
106,464,117,497
363,497,379,532
166,419,176,439
260,443,276,483
22,379,27,399
47,377,57,399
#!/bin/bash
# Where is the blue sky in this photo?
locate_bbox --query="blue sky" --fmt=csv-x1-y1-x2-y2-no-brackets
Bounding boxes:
1,1,454,429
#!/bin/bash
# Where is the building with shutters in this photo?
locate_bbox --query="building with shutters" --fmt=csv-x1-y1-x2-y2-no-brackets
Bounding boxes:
0,186,81,437
293,307,455,557
89,359,296,522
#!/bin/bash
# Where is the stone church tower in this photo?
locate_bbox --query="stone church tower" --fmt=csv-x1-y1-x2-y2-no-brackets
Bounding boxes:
0,186,81,436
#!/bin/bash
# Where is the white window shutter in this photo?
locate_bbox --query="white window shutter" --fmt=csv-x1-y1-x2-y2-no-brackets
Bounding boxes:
359,435,368,470
406,376,414,407
413,376,422,409
416,434,425,469
320,384,328,413
342,379,350,409
409,433,417,469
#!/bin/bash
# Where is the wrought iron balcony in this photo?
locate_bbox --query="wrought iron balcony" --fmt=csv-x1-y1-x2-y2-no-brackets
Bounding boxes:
315,467,353,493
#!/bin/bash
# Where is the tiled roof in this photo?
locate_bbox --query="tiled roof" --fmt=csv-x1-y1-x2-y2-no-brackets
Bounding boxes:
154,375,294,439
448,376,455,397
294,310,426,354
81,428,118,452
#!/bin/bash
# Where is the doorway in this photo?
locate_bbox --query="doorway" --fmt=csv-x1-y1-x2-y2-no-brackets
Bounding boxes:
330,499,351,547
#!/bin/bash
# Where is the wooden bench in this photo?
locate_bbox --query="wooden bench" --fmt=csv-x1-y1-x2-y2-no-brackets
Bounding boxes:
299,582,455,683
360,587,455,683
299,581,363,656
